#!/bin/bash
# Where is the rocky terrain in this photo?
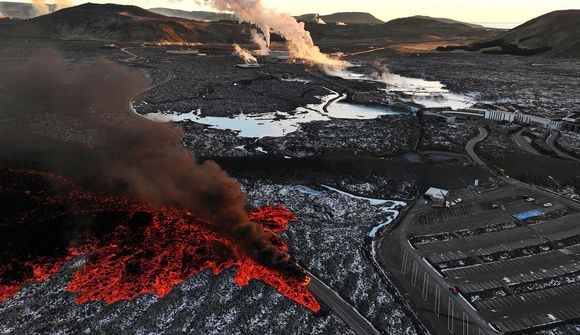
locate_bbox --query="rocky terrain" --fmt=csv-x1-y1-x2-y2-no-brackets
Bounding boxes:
418,117,478,153
244,182,419,334
383,52,580,119
557,131,580,158
261,116,419,157
439,10,580,58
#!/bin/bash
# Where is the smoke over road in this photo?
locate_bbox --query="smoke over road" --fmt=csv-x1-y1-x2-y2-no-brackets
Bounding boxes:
203,0,349,67
0,50,302,279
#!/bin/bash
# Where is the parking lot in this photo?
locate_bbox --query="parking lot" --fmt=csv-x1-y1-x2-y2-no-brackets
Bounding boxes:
404,183,580,333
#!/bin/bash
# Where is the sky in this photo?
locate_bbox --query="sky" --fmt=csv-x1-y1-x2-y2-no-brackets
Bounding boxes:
10,0,580,26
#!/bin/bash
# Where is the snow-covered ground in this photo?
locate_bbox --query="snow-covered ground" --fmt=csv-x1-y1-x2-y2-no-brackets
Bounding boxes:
245,182,417,334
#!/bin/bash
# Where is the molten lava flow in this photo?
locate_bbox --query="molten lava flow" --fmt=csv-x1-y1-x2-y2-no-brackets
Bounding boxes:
0,168,320,312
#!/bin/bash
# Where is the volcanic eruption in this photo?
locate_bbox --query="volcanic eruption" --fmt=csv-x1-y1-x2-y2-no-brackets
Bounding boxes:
0,51,319,311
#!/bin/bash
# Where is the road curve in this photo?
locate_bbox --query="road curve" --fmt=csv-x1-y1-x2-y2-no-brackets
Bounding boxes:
547,131,580,162
308,273,381,335
465,125,489,171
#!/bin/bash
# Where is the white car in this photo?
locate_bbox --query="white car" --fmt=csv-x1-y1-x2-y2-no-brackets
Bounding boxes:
544,203,553,208
456,198,463,203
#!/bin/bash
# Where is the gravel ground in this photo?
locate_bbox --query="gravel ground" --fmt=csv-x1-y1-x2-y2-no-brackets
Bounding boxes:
244,182,419,335
557,131,580,158
262,115,419,157
419,117,478,153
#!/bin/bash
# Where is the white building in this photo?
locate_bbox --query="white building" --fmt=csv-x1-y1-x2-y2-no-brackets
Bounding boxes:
424,187,449,201
484,110,562,130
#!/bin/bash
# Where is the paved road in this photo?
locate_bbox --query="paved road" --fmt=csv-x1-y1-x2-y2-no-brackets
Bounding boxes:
308,273,381,335
465,125,489,170
547,131,580,162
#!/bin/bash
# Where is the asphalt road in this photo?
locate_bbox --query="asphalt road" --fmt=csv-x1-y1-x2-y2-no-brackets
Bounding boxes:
465,125,490,170
308,273,381,335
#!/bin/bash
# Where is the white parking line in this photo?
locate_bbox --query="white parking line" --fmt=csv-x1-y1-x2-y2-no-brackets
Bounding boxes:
422,272,429,301
448,298,455,333
402,251,408,274
412,261,419,287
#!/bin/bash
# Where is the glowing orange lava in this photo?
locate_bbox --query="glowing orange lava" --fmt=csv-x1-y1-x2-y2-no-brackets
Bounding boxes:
0,168,320,312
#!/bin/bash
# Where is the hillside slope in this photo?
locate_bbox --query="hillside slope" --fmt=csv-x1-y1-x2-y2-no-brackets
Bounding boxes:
149,8,236,22
0,3,248,43
297,12,383,25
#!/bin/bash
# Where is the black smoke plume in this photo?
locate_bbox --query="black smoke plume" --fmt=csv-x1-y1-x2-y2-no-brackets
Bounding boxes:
0,50,302,278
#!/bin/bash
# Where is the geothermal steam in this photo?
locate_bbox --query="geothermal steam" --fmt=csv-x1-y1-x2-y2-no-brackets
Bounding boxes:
205,0,348,67
233,43,258,64
251,29,269,56
0,50,301,278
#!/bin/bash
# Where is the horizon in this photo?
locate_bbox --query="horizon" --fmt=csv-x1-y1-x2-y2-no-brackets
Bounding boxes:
4,0,580,28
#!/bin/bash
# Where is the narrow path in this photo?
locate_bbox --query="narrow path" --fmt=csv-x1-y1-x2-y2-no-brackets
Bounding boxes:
547,131,580,162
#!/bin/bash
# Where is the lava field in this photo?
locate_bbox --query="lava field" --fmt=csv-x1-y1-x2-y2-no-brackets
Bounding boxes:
0,167,319,312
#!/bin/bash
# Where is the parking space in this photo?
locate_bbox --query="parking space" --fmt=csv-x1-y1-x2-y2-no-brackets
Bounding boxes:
416,203,476,226
460,280,505,294
502,261,580,285
428,250,472,264
415,226,533,253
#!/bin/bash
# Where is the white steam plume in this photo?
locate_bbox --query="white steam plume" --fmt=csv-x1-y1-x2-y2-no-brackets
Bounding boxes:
31,0,72,16
206,0,348,68
233,44,258,64
251,29,269,56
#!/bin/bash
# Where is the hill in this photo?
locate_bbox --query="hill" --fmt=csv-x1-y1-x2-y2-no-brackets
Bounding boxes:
0,3,248,43
383,16,489,35
305,15,498,42
297,12,383,25
438,10,580,58
148,8,236,22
